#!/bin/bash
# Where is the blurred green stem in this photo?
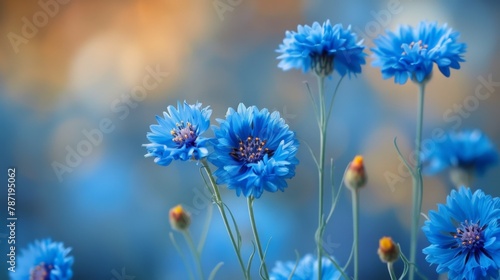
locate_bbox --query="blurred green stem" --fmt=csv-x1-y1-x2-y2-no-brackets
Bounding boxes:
351,188,359,280
409,82,425,280
387,262,397,280
183,230,205,280
313,74,345,280
200,159,249,279
169,232,195,280
247,196,269,279
197,197,213,254
316,75,326,280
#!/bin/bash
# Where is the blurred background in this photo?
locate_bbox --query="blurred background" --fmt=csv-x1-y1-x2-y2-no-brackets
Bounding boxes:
1,0,500,279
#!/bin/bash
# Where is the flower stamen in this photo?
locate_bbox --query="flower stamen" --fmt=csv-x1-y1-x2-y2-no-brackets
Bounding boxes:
401,40,429,55
30,262,53,280
171,121,197,147
230,136,274,163
452,220,485,251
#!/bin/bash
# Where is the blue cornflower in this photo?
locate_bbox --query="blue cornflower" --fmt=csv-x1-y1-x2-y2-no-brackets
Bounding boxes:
422,187,500,280
276,20,366,77
372,21,466,84
270,254,341,280
10,239,74,280
209,104,299,198
144,101,212,166
422,130,498,175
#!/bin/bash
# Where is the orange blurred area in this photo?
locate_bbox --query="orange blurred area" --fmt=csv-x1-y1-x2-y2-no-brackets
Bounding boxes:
0,1,307,109
1,1,214,107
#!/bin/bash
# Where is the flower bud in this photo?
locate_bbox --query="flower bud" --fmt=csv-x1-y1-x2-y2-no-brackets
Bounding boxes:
345,155,367,190
378,236,400,263
169,205,191,231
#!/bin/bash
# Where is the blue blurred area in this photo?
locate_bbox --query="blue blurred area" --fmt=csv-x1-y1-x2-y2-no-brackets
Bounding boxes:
1,0,500,279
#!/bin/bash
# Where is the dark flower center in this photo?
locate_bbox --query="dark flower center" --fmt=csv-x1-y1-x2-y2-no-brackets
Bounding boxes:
452,220,486,251
171,121,197,147
311,52,334,77
230,136,274,163
401,40,428,55
30,262,53,280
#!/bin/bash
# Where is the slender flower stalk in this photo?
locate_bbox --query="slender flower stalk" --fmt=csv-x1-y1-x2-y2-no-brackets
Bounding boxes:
182,230,205,280
372,21,466,280
197,201,213,255
208,104,298,278
378,237,400,280
345,155,366,280
316,75,326,280
314,75,351,279
409,82,425,280
351,188,359,280
276,21,366,279
169,232,195,280
247,196,269,279
200,159,249,279
169,205,204,280
387,263,397,280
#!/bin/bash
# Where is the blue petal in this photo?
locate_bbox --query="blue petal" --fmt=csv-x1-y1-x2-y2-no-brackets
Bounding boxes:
209,104,299,198
372,21,466,84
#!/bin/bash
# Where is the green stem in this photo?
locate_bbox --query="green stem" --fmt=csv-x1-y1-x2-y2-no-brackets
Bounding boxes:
316,75,326,280
409,82,425,280
183,230,205,280
387,262,397,280
197,198,213,254
169,232,195,280
200,159,248,279
351,188,359,280
247,196,269,279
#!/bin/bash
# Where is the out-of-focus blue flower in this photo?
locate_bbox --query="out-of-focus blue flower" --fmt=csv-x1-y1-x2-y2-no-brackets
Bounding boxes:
10,239,74,280
276,20,366,77
422,130,498,175
422,187,500,280
209,104,299,198
372,21,466,84
270,254,341,280
144,101,212,166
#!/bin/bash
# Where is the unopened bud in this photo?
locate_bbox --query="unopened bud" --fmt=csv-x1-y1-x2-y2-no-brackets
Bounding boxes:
169,205,191,231
378,236,400,263
345,155,367,190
